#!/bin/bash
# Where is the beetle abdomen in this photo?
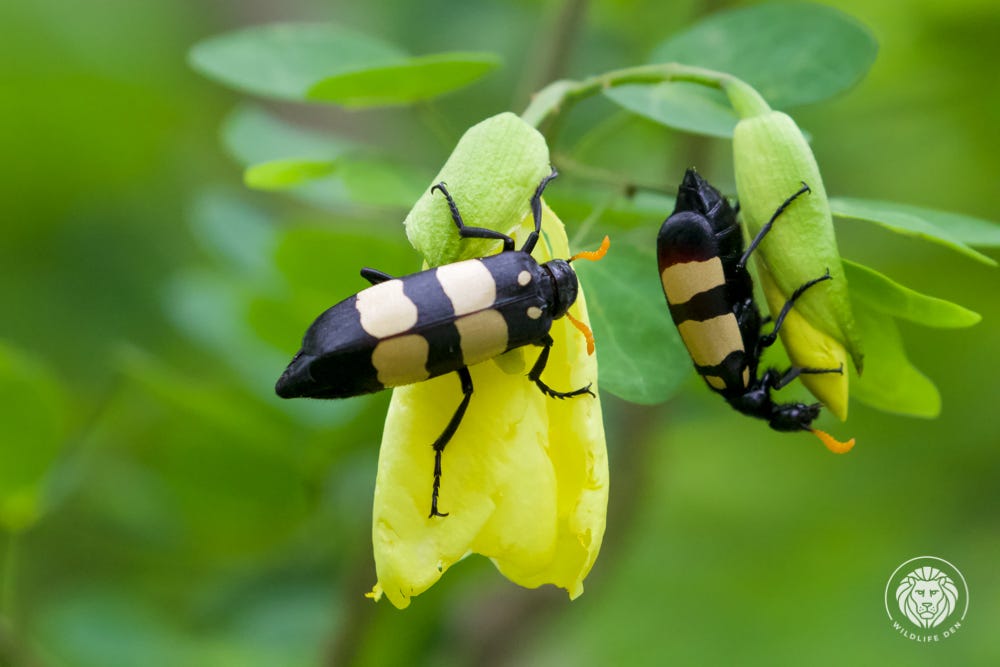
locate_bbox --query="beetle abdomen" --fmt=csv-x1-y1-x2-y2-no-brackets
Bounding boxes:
658,211,749,393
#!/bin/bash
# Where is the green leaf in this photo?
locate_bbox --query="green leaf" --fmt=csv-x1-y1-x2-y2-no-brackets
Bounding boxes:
844,259,981,328
223,106,428,208
841,199,1000,248
189,23,404,101
0,341,68,531
222,104,355,166
307,52,501,107
649,3,877,109
243,156,426,207
830,197,997,266
573,230,692,404
604,83,738,138
606,3,877,136
190,24,499,106
244,158,338,191
910,206,1000,247
849,305,940,418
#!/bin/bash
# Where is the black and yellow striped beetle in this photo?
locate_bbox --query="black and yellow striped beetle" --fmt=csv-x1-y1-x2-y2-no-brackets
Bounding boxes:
276,168,609,517
657,168,851,451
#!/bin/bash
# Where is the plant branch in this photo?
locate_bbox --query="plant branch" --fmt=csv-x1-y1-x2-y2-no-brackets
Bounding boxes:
520,63,769,132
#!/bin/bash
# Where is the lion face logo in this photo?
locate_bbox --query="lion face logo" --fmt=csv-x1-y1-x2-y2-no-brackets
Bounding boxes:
895,566,959,629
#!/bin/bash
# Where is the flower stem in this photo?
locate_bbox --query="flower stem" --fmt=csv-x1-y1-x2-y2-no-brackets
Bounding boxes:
520,62,760,129
721,77,772,118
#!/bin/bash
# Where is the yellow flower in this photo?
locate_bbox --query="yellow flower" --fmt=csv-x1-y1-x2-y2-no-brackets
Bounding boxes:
368,114,608,609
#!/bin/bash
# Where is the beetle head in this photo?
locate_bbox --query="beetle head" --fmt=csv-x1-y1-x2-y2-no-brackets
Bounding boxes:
541,258,578,320
676,169,726,216
768,401,821,432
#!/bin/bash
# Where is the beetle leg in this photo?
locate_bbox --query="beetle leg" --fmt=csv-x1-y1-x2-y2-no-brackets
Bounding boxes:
528,334,595,399
732,298,759,332
768,363,844,391
736,181,811,271
360,267,394,285
519,166,559,255
428,367,474,518
758,269,832,350
431,182,516,251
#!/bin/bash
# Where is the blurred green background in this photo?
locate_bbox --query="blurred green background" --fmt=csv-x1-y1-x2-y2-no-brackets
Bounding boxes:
1,0,998,665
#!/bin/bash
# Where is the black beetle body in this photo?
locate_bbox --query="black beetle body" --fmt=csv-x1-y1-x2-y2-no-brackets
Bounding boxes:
657,169,841,433
276,251,577,400
277,169,595,516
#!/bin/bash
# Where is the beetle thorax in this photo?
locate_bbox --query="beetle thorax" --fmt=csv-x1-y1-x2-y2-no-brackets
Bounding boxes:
540,259,579,320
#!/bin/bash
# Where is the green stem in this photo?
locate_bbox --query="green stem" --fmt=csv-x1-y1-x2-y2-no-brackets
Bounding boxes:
522,63,719,128
520,62,772,131
1,533,17,623
721,76,771,118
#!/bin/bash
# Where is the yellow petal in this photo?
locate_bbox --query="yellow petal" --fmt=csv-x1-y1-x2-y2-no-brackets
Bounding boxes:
371,204,608,609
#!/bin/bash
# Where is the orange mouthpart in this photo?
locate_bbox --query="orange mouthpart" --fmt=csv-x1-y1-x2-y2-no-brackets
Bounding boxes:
570,235,611,262
811,429,855,454
565,310,595,355
563,236,606,354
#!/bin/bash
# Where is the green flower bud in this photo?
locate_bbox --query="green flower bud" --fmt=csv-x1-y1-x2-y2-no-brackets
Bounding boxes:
727,84,863,417
404,112,552,267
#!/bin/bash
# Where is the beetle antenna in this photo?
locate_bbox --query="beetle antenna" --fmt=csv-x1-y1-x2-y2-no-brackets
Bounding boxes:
565,310,595,355
569,236,610,263
810,428,855,454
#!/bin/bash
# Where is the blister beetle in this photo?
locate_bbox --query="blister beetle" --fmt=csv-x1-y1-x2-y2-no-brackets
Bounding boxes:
276,168,608,516
657,168,852,452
